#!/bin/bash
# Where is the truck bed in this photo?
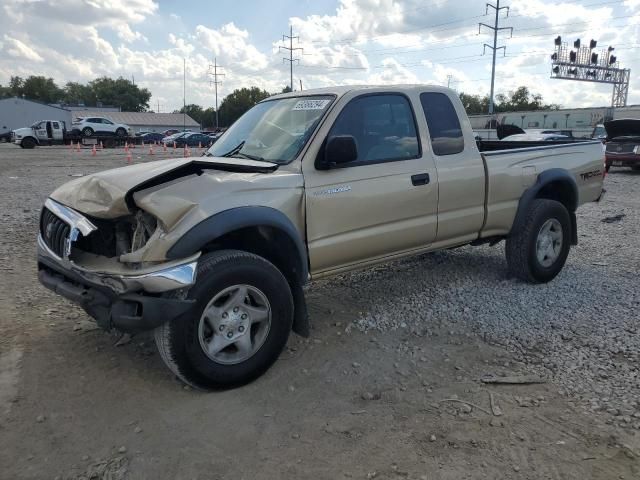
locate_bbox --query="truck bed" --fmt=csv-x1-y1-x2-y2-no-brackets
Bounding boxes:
477,138,591,152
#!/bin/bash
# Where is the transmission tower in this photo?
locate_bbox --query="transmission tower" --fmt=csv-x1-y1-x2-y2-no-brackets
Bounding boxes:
207,57,225,129
279,26,303,91
479,0,513,114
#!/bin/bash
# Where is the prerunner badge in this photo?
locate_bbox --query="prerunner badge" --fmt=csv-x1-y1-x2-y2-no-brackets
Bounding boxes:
292,99,330,111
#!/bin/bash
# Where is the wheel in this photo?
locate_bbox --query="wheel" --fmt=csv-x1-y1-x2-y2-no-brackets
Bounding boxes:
22,137,36,149
116,127,126,137
82,127,93,137
505,199,571,283
154,250,294,390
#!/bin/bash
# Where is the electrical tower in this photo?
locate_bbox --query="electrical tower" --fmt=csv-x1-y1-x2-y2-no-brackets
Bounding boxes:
550,37,631,108
280,26,303,91
479,0,512,115
207,57,225,129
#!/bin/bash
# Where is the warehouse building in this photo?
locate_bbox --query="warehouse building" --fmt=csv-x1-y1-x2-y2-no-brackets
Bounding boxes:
68,110,200,134
0,97,72,139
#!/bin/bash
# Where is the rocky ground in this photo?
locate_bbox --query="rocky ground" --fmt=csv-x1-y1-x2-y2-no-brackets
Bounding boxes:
0,143,638,479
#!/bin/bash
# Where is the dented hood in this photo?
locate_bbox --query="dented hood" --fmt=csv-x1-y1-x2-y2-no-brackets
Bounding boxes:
50,156,280,219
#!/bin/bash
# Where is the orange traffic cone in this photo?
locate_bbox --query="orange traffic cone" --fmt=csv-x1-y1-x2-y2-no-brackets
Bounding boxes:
126,151,132,164
68,141,72,149
149,144,154,155
124,142,129,152
163,143,167,152
198,141,202,149
75,141,80,153
91,144,97,156
99,141,103,150
173,141,176,151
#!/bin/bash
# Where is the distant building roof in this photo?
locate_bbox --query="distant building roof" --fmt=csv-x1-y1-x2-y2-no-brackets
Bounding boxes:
0,96,70,112
68,110,199,127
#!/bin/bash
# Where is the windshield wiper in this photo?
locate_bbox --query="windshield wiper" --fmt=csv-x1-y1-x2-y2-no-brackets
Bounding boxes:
233,151,266,162
220,141,245,157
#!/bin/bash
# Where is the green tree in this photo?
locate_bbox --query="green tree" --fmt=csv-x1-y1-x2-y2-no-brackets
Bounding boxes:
63,82,96,106
459,92,490,115
281,85,293,93
218,87,270,127
178,104,205,125
87,76,151,111
494,86,560,112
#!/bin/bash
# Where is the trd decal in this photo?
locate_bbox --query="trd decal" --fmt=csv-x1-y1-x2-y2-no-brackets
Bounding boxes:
580,170,603,181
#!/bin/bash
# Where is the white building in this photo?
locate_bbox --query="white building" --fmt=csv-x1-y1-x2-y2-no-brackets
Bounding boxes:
0,97,72,138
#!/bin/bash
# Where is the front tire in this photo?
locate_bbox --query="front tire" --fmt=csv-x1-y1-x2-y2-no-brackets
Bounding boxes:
82,127,93,137
505,199,571,283
22,137,36,149
154,250,294,390
116,127,126,137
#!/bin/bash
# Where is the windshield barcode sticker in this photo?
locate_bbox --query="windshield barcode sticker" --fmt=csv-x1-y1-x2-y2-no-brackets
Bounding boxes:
292,99,330,111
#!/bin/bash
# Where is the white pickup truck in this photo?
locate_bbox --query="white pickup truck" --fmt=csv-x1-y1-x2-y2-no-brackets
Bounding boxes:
37,85,605,389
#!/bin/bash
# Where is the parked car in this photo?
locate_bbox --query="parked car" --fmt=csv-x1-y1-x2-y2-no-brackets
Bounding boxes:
139,132,166,143
72,117,131,137
163,129,180,137
36,85,605,390
591,124,607,140
604,119,640,171
161,132,189,144
173,132,213,147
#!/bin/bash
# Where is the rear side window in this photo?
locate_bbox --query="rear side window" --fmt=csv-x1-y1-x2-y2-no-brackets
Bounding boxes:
420,92,464,156
329,94,420,165
52,122,59,129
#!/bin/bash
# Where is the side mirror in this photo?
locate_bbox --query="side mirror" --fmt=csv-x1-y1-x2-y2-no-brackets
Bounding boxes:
318,135,358,170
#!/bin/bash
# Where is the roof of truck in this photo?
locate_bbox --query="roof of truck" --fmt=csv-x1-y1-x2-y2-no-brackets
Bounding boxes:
268,84,451,101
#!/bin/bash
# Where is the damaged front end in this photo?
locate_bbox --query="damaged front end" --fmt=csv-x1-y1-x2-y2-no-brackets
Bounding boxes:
37,198,198,333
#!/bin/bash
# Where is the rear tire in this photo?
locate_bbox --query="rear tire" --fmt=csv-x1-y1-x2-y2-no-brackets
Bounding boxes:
154,250,294,390
82,127,93,137
505,199,571,283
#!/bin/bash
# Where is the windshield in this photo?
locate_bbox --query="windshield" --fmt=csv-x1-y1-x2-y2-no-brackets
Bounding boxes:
207,95,334,163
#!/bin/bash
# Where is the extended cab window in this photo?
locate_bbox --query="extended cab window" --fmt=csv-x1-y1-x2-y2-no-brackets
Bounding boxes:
420,92,464,156
52,122,60,129
329,94,419,164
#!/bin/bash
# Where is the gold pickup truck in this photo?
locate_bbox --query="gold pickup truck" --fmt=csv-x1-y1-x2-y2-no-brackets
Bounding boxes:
37,85,605,389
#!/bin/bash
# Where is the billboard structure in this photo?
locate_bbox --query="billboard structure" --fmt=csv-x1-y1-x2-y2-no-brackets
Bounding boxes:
550,37,630,107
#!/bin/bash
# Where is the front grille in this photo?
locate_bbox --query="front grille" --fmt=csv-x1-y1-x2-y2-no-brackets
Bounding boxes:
606,143,636,153
40,207,70,258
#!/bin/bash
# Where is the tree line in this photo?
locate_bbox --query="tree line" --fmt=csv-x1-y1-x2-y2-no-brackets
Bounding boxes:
0,76,152,112
458,86,560,115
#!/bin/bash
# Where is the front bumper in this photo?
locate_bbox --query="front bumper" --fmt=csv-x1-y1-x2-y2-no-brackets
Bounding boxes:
37,235,198,333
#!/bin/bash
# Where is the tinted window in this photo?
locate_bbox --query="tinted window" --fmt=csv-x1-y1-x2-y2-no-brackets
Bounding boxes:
87,118,101,123
420,92,464,156
328,94,419,164
102,118,113,125
52,122,59,129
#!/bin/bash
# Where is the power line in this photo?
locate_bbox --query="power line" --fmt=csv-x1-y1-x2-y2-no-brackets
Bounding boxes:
479,0,513,114
280,25,303,91
207,57,225,129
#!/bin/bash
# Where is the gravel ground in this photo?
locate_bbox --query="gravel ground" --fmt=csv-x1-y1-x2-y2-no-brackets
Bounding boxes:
0,144,638,479
319,170,640,430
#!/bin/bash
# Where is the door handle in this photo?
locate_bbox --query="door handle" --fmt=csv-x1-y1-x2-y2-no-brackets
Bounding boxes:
411,173,430,186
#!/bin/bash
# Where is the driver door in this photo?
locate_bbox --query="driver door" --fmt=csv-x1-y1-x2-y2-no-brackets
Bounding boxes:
304,93,438,275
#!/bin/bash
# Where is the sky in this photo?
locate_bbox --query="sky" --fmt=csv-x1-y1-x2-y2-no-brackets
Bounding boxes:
1,0,639,113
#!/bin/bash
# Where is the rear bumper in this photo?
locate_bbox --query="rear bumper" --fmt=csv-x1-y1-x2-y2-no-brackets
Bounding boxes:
37,235,197,333
605,153,640,166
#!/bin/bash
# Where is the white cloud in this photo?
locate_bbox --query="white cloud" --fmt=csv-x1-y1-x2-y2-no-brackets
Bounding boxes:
3,34,43,62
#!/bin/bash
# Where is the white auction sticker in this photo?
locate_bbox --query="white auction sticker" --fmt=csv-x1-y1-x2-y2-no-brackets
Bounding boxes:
292,99,330,111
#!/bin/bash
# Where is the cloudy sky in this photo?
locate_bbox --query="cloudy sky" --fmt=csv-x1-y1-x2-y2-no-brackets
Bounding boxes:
1,0,639,112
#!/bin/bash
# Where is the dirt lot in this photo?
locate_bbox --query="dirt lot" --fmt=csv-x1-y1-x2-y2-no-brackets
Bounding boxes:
0,143,638,480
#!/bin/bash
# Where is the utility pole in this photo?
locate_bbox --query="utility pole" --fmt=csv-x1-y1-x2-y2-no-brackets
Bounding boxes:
280,25,303,91
479,0,512,114
208,57,225,129
183,58,186,132
447,74,453,88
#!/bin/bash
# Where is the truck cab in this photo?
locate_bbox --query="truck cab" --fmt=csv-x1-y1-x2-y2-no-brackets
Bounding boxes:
12,120,66,148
